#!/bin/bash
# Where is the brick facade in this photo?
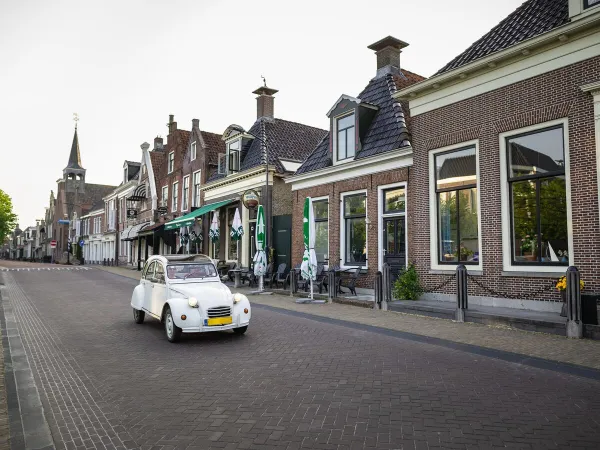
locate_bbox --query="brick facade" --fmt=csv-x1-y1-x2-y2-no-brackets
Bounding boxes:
410,56,600,301
292,168,410,288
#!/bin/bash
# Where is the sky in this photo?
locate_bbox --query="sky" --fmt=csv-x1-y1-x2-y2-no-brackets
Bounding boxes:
0,0,526,228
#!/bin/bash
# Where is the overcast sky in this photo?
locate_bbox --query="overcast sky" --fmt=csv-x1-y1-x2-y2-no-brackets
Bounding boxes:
1,0,525,228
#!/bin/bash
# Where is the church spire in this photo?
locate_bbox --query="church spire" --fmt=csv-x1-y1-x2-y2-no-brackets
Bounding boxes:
66,127,84,170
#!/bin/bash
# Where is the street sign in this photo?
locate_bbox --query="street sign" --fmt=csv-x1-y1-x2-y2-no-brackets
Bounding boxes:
50,240,57,248
58,219,70,224
79,240,85,247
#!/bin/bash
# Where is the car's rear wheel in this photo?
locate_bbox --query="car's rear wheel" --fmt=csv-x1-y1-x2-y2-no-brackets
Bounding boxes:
233,326,248,335
133,308,145,324
164,306,181,343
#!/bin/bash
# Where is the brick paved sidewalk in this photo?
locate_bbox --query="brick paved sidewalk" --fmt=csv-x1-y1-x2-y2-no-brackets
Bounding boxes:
0,316,9,450
98,265,600,370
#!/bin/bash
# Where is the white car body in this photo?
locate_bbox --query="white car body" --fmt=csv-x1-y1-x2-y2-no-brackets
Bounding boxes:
130,254,251,340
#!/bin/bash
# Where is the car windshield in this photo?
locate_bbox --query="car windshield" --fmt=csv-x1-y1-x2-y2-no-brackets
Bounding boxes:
166,263,217,280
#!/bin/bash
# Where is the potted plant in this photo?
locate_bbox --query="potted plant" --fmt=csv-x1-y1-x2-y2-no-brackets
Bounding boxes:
556,275,585,302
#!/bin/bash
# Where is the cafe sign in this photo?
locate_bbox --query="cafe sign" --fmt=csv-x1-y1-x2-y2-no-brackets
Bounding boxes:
242,189,260,209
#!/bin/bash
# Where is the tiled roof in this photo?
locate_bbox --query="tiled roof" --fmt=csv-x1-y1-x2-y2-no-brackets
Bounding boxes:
200,130,225,166
208,118,327,182
296,69,423,175
436,0,568,75
149,151,165,189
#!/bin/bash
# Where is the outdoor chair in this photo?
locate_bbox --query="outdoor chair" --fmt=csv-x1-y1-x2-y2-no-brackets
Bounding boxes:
240,267,257,287
338,266,363,296
270,263,288,289
226,262,240,281
314,264,327,294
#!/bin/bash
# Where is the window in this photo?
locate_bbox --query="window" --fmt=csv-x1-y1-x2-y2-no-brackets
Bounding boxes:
584,0,600,10
182,176,190,211
506,125,568,265
191,141,197,161
228,140,240,173
172,182,179,212
192,171,201,207
336,113,355,161
168,152,174,173
384,188,405,214
228,208,238,260
343,193,367,265
161,186,168,207
434,146,479,264
313,199,329,264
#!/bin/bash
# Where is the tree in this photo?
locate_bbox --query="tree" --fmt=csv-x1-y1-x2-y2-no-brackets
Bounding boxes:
0,189,18,244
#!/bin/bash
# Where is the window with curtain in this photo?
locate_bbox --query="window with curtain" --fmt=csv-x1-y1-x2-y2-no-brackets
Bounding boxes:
162,186,168,207
507,125,568,265
172,182,179,212
182,176,190,211
336,113,355,161
435,146,479,264
343,193,366,265
193,171,201,207
313,200,328,264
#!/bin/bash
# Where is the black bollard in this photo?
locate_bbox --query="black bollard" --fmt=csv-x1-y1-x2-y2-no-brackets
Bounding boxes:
456,264,468,322
328,269,336,301
566,266,583,338
374,271,383,309
289,269,296,297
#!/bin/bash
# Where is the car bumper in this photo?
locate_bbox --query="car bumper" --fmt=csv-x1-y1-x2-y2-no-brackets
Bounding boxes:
180,319,249,333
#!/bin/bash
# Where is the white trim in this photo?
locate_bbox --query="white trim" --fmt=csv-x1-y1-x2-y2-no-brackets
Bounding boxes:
171,181,179,213
288,148,413,190
332,111,356,165
397,27,600,116
168,151,174,174
312,195,329,266
161,185,169,208
340,190,368,270
377,182,408,273
499,118,573,273
428,140,483,272
191,141,197,162
192,169,202,208
581,81,600,236
182,175,190,212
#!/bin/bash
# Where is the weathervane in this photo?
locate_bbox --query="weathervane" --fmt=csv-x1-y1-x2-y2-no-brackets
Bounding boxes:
73,112,79,130
261,75,267,87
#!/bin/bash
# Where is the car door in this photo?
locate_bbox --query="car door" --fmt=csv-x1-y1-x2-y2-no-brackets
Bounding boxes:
151,261,167,316
142,261,156,313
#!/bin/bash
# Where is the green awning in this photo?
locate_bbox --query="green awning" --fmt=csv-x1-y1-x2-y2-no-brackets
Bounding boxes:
164,199,236,231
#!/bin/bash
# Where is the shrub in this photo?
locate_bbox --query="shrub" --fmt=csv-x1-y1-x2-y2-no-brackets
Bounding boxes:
392,264,422,301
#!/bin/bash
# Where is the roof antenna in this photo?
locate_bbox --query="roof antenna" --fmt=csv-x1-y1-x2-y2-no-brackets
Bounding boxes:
73,112,79,130
261,75,267,87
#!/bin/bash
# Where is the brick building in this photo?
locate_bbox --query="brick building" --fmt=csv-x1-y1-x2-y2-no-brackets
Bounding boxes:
287,37,424,288
395,0,600,310
188,84,327,270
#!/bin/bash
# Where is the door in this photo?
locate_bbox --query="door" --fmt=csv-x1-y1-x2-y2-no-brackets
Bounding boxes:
151,262,167,316
272,215,291,269
383,217,406,282
142,262,155,313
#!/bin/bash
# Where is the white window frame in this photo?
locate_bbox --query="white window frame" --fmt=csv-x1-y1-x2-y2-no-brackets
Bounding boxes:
333,112,356,165
191,141,197,162
192,170,201,207
227,139,241,174
499,118,573,273
182,175,190,211
377,182,408,272
428,140,483,272
168,151,174,174
312,195,329,267
340,189,368,270
172,182,179,212
161,185,168,208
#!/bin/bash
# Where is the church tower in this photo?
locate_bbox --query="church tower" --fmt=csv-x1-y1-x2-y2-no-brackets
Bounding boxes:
63,125,86,194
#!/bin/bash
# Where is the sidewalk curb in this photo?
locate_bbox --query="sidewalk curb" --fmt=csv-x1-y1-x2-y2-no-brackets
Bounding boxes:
252,303,600,381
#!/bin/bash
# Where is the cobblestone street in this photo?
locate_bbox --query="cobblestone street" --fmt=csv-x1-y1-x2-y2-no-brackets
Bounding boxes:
1,265,600,449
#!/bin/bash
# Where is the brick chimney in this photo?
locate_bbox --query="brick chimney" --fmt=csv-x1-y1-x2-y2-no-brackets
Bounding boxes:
168,114,177,134
192,118,199,128
252,85,278,119
153,136,163,150
367,36,409,78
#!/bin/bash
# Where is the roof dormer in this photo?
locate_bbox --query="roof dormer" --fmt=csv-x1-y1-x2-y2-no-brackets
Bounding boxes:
570,0,600,21
327,95,378,165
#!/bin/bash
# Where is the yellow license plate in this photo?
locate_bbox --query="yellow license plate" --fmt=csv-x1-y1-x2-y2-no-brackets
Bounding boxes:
207,316,232,326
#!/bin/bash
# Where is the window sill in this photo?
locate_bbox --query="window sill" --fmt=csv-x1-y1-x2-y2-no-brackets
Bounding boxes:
501,271,564,278
429,269,483,276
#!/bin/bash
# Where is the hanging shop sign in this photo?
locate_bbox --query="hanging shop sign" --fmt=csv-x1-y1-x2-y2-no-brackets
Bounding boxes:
127,209,138,218
242,189,260,209
157,206,168,216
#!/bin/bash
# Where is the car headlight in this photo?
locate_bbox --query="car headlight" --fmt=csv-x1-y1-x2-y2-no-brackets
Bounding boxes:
233,293,245,304
188,297,198,308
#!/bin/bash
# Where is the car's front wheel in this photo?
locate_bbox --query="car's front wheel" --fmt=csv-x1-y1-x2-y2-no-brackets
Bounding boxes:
233,326,248,335
133,308,145,324
164,306,182,343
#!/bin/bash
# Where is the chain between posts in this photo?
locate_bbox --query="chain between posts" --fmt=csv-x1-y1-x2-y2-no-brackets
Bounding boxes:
421,273,456,294
467,275,556,300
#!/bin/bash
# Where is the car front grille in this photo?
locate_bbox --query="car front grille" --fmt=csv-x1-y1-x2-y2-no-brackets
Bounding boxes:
207,306,231,318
